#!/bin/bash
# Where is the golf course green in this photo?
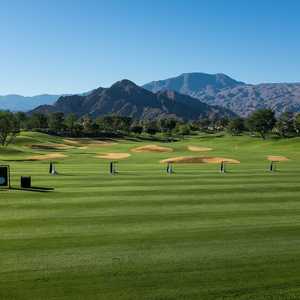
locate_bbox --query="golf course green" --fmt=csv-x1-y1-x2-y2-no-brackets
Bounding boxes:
1,131,300,300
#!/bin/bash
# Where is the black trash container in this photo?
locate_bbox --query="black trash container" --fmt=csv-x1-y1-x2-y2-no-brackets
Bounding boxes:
21,176,31,189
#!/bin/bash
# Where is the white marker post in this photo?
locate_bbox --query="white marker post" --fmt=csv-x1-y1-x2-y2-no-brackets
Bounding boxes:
51,163,58,175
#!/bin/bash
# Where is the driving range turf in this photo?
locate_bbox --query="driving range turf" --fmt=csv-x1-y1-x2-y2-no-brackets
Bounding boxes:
1,132,300,300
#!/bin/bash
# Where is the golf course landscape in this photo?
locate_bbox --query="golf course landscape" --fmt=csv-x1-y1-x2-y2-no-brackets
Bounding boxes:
1,131,300,300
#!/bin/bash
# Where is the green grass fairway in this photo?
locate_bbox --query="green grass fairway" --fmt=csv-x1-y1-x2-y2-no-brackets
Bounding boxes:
1,132,300,300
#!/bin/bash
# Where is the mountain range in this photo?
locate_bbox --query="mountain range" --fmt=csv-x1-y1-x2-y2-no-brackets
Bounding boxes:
143,73,300,116
32,79,235,120
0,94,60,112
2,72,300,117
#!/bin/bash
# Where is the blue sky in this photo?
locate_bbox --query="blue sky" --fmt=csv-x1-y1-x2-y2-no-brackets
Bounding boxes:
1,0,300,95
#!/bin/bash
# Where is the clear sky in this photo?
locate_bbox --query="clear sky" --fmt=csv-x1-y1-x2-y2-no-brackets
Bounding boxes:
1,0,300,95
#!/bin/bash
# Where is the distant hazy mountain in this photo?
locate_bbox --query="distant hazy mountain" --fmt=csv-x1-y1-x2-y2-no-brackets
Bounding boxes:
0,94,60,112
200,83,300,117
143,73,300,116
7,72,300,117
32,79,236,120
143,72,245,98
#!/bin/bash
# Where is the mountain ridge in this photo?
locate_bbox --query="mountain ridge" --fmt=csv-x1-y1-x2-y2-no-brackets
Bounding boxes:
143,73,300,116
32,79,236,120
4,72,300,116
0,94,61,112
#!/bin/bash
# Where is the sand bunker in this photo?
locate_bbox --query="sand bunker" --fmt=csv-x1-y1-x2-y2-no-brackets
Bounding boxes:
26,153,67,161
131,144,173,153
188,145,213,152
63,139,80,145
87,143,116,147
267,155,289,162
95,153,131,160
64,138,116,148
160,156,240,164
28,143,73,150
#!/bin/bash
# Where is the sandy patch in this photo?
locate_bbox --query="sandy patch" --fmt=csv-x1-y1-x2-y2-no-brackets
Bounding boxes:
131,144,173,153
267,155,289,162
64,138,116,147
188,145,213,152
28,143,74,150
87,143,116,147
27,153,67,161
95,153,131,160
160,156,240,164
63,139,80,145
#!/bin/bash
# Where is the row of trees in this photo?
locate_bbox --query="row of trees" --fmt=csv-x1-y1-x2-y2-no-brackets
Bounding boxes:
0,111,191,146
11,112,190,136
189,110,300,139
227,110,300,139
1,109,300,146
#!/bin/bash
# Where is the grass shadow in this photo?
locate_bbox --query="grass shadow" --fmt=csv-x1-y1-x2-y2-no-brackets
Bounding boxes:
124,136,180,143
9,186,55,193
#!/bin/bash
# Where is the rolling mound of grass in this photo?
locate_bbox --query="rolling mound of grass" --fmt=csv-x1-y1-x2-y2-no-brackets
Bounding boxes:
1,132,300,299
